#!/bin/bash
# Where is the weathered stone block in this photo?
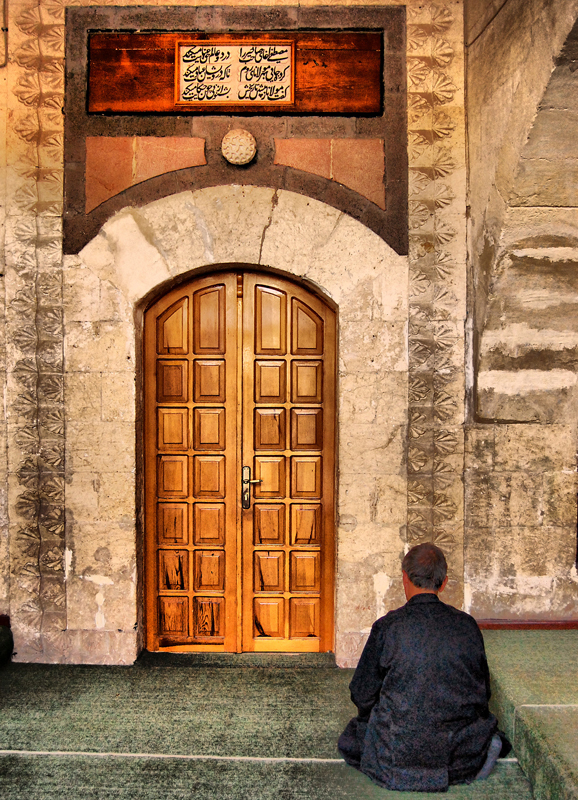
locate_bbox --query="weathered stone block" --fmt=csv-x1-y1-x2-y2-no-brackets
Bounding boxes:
65,321,134,374
66,421,135,473
64,373,102,423
101,372,135,422
494,424,575,472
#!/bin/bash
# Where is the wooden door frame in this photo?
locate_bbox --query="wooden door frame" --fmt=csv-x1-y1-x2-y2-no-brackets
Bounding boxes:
137,263,339,653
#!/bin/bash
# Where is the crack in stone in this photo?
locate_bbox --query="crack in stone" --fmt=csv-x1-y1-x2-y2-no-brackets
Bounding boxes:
258,189,279,264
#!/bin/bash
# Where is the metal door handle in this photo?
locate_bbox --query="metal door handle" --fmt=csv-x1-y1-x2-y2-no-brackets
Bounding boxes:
242,466,262,509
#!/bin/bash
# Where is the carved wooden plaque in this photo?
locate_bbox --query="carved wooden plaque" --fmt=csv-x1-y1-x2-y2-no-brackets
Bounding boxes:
88,32,382,114
176,40,294,106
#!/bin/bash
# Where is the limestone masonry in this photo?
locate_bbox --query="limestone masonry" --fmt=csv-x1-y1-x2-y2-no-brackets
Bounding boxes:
0,0,576,666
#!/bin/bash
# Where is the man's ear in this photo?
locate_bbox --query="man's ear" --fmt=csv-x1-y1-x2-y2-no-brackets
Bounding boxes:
439,576,448,593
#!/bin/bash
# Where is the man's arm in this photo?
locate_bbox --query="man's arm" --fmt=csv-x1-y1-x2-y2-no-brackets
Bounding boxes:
349,621,387,720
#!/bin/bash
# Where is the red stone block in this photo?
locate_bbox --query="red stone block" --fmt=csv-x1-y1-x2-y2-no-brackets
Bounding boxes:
274,139,331,179
85,137,134,213
331,139,385,208
134,137,206,183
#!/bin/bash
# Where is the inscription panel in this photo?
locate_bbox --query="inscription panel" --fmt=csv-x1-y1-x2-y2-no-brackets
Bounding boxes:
177,41,294,106
89,31,383,115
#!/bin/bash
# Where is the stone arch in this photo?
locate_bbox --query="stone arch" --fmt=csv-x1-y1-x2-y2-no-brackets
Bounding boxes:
60,186,408,665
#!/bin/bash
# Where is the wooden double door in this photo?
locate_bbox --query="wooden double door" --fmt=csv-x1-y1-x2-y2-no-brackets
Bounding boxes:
144,271,336,652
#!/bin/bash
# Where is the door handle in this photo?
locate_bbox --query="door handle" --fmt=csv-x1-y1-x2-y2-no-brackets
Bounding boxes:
242,466,262,509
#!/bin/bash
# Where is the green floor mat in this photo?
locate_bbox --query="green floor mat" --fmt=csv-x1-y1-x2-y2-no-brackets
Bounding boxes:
0,755,532,800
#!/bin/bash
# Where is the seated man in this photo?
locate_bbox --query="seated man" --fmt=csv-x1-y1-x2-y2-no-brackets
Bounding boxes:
338,543,508,792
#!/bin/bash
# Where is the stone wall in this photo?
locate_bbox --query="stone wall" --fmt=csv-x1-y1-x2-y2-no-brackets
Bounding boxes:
465,0,578,618
0,0,476,665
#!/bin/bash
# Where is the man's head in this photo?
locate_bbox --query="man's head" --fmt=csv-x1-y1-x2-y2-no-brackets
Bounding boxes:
402,543,448,597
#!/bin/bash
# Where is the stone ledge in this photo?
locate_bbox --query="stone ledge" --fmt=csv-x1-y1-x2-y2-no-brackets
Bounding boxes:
485,630,578,800
476,369,577,422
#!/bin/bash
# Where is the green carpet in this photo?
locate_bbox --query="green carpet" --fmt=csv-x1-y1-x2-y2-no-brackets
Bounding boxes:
0,655,533,798
0,756,531,800
0,661,352,757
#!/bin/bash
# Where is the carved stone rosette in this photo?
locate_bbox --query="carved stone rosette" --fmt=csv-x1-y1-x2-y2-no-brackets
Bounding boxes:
406,3,465,606
7,0,65,660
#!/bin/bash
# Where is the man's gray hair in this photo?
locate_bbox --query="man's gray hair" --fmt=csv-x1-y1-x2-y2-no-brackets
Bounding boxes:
402,543,447,590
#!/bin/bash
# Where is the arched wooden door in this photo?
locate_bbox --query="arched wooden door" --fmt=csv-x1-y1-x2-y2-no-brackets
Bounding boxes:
144,271,336,652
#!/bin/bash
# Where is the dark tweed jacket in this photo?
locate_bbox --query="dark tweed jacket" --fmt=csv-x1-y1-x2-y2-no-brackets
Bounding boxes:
338,594,497,792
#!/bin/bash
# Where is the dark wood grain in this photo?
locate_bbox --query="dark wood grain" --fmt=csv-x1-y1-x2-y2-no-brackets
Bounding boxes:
88,32,382,114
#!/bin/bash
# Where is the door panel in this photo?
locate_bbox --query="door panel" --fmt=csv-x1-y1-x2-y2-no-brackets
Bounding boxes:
241,273,335,653
255,360,286,402
144,271,335,652
145,273,238,651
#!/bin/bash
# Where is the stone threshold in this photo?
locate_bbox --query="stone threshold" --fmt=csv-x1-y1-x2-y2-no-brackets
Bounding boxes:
136,651,338,668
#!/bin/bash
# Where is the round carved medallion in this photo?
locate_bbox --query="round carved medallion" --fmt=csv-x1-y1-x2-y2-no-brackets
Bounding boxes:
221,129,257,165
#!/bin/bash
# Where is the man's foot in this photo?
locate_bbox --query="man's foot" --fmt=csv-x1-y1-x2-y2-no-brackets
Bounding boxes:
475,734,503,781
498,730,512,758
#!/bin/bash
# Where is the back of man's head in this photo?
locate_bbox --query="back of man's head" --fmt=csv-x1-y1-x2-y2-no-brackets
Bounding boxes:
402,543,447,590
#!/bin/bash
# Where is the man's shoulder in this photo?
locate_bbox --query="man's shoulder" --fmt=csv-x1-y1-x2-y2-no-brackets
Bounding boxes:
439,601,483,630
371,604,410,631
374,597,483,633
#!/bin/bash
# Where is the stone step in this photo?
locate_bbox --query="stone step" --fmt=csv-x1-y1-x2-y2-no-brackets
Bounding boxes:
484,629,578,800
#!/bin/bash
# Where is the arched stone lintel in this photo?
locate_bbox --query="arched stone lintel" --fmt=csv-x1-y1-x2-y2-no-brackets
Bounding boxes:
79,186,408,311
66,167,408,258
